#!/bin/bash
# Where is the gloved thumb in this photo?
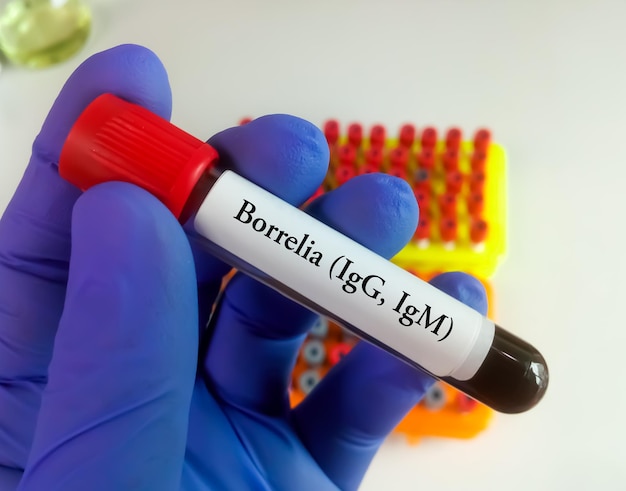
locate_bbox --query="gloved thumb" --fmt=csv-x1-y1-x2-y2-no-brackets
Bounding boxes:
18,182,198,491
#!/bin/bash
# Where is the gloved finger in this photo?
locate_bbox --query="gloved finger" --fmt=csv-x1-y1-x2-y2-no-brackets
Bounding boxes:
202,174,418,416
0,44,171,469
183,381,344,490
291,272,489,491
18,183,197,491
187,114,330,332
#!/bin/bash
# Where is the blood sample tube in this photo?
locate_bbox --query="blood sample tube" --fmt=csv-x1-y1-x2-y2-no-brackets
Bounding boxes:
439,215,458,246
417,148,436,170
420,126,438,149
471,150,487,172
347,123,363,148
414,216,431,246
457,393,478,413
439,192,457,216
387,165,407,181
388,146,409,170
334,164,356,186
470,170,486,194
442,149,459,172
329,342,352,366
369,124,386,148
59,94,549,414
413,188,430,214
445,170,464,195
473,128,491,153
338,144,356,167
364,146,384,172
467,191,485,216
470,218,489,246
358,163,378,175
307,185,325,204
324,119,340,146
399,124,416,148
445,127,462,151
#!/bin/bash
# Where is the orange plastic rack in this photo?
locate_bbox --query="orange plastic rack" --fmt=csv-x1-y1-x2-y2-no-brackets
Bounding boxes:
289,273,496,443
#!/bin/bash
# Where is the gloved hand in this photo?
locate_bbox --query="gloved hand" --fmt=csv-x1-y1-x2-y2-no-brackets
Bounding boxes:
0,44,488,491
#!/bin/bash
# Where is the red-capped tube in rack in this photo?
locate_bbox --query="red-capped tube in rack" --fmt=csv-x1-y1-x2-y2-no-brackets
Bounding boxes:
470,218,489,244
369,124,386,148
309,185,325,202
338,144,357,167
445,127,462,151
359,163,378,175
445,170,464,195
365,146,384,171
347,123,363,148
414,216,431,242
334,164,356,186
421,127,438,149
58,94,548,414
389,146,409,169
387,165,407,181
324,120,340,146
399,124,416,148
439,192,457,216
473,128,491,153
417,148,436,170
440,215,458,243
442,149,459,172
467,192,485,216
457,393,478,413
329,342,352,366
413,187,430,212
471,150,487,172
470,170,486,193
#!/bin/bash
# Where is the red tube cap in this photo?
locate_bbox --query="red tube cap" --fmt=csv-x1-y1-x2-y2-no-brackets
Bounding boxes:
399,124,416,148
324,119,340,145
369,124,386,148
421,127,438,149
347,123,363,147
59,94,219,223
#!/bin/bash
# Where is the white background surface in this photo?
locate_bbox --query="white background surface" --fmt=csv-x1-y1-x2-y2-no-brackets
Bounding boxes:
1,1,625,489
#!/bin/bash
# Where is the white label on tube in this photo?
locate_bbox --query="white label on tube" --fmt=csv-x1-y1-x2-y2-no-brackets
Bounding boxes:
194,171,494,380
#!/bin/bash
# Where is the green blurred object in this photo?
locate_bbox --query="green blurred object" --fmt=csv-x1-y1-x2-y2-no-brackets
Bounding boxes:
0,0,91,68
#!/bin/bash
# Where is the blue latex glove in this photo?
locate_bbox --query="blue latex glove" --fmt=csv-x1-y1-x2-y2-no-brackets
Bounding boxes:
0,44,488,491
